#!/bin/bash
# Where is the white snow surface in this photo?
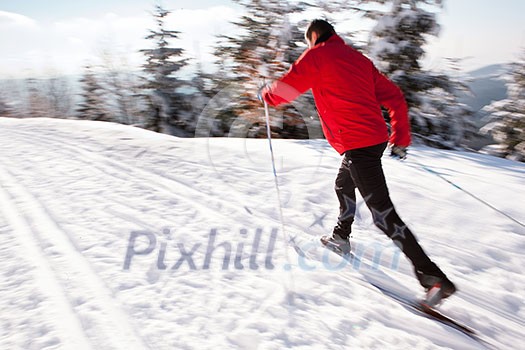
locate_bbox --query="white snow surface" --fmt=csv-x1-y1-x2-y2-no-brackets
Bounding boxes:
0,118,524,350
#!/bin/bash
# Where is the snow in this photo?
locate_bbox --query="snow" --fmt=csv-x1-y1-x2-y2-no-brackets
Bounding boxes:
0,117,524,349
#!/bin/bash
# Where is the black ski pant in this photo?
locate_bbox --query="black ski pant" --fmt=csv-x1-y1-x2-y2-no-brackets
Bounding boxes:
335,142,438,273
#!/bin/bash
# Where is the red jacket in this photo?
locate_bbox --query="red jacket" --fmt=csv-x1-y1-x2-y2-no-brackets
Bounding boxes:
262,34,411,154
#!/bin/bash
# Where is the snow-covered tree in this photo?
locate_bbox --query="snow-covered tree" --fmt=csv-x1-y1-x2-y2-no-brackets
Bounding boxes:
211,0,316,139
314,0,369,47
416,87,476,148
367,0,473,148
368,1,444,106
98,49,145,126
141,4,190,135
481,51,525,161
77,65,111,121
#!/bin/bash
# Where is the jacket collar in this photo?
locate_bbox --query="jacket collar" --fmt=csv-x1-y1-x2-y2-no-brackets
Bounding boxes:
314,33,344,47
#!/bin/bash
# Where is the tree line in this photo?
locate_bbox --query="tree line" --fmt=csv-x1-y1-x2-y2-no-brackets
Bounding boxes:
0,0,523,161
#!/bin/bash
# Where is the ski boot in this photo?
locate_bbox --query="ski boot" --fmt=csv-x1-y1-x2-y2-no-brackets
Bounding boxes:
320,232,352,255
417,270,457,308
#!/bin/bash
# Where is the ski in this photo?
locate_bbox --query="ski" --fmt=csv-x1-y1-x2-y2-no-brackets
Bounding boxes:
366,280,499,349
368,279,476,336
289,234,495,349
319,237,484,339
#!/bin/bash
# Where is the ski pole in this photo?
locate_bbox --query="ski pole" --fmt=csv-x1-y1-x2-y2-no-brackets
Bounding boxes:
263,99,296,304
407,157,525,228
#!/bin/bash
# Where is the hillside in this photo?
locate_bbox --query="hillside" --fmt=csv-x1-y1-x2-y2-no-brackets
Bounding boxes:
0,118,524,349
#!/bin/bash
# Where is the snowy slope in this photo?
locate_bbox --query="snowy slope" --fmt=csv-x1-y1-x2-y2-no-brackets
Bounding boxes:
0,118,523,350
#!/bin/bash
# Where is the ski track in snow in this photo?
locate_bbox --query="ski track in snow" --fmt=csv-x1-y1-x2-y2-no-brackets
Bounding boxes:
1,121,302,349
1,118,524,349
7,125,297,231
0,180,91,350
0,160,150,349
7,129,245,224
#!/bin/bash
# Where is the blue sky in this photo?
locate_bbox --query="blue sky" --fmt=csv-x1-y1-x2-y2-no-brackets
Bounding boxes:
434,0,525,70
0,0,524,78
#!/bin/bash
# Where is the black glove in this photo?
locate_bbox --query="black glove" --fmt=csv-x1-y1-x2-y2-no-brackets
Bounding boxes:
390,145,407,160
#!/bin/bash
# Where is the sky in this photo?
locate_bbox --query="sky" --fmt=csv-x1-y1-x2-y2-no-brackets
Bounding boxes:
0,0,524,79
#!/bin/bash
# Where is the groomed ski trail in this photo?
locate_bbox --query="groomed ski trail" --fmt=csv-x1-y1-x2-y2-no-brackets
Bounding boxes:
0,162,150,349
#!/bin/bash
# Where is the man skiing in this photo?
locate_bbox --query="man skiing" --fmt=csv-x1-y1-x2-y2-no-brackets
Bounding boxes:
260,19,456,303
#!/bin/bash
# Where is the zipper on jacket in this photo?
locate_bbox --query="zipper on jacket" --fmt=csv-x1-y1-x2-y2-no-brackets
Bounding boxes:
317,111,335,139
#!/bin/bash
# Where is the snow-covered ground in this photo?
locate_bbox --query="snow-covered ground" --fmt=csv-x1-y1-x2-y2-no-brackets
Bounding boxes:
0,118,523,350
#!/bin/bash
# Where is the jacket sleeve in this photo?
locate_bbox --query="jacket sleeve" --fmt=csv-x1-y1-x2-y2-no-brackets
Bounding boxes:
373,66,411,147
262,50,317,106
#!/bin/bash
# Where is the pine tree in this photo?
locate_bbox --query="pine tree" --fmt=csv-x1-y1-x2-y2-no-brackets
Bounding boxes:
77,65,111,121
140,4,189,135
417,86,475,148
211,0,316,139
481,50,525,161
367,0,473,148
